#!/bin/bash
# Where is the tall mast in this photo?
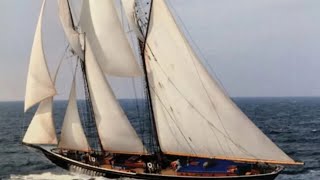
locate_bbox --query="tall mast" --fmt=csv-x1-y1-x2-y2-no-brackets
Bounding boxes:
138,0,162,157
80,40,104,153
66,0,104,153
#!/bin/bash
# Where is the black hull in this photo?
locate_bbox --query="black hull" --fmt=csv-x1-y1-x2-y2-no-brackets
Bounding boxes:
32,145,283,180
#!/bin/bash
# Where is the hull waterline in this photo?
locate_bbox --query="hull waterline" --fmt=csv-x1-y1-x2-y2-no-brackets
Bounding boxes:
27,145,283,180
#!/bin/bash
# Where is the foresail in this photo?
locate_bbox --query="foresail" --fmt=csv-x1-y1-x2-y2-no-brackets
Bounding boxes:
58,72,90,152
23,98,57,145
145,0,296,164
80,0,142,77
25,0,56,112
58,0,84,59
85,39,147,154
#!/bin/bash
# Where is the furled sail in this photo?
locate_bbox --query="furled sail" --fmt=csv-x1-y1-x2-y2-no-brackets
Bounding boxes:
23,98,57,145
145,0,297,165
58,0,84,59
85,39,147,154
24,0,56,112
58,72,90,152
80,0,142,77
121,0,144,40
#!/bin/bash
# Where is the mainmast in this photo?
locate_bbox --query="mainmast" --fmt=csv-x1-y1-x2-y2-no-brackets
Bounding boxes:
136,0,162,158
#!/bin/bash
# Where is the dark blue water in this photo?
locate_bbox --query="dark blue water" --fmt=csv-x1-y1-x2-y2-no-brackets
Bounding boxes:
0,97,319,179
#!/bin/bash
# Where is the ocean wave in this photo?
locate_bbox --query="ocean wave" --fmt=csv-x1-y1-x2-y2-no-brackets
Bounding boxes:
8,172,111,180
278,169,320,180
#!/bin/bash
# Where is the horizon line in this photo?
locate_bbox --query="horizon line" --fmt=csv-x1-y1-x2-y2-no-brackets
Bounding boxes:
1,96,320,103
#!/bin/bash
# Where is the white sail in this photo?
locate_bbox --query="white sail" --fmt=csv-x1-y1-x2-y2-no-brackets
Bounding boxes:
85,39,147,154
58,0,84,59
80,0,142,77
120,0,144,40
145,0,295,164
23,98,57,145
58,73,90,152
24,0,56,112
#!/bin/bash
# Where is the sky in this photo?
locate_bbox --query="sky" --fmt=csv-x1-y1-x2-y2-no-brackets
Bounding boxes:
0,0,320,101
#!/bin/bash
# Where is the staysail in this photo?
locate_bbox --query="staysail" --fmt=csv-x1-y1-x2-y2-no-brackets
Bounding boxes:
23,0,57,145
85,39,147,154
23,97,57,145
58,0,84,59
24,0,56,112
144,0,297,165
80,0,142,77
58,72,90,152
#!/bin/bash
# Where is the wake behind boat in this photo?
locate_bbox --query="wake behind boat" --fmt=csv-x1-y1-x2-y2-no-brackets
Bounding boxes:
22,0,303,179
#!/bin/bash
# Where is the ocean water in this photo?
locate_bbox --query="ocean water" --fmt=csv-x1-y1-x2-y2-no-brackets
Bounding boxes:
0,97,319,179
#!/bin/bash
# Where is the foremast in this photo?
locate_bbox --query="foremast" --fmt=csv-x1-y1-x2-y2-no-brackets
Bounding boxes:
61,0,147,155
135,0,162,160
64,0,103,152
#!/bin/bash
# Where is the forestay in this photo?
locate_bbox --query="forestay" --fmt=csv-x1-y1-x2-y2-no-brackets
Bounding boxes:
80,0,142,77
85,39,147,154
58,0,84,59
25,0,56,112
58,73,90,152
145,0,296,164
23,98,57,145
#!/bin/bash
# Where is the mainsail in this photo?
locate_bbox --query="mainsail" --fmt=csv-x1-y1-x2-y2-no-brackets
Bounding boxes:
58,72,90,152
144,0,297,165
85,39,147,154
80,0,142,77
24,0,56,112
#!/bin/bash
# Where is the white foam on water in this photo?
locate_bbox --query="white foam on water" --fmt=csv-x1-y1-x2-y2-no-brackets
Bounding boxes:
8,172,138,180
8,172,108,180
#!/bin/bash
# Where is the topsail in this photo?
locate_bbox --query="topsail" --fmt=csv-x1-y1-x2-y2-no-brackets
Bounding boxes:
121,0,144,40
58,0,84,59
80,0,142,77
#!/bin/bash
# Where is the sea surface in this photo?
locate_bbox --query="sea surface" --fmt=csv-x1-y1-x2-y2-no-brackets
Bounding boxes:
0,97,319,179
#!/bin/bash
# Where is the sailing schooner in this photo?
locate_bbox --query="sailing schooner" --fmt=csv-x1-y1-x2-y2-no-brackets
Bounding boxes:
23,0,303,179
